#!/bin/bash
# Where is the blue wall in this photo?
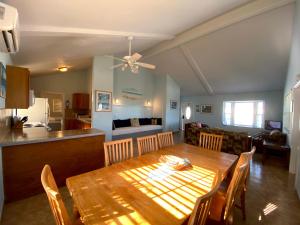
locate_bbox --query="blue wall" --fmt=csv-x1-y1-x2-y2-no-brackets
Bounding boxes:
113,66,155,119
91,56,114,140
165,75,181,131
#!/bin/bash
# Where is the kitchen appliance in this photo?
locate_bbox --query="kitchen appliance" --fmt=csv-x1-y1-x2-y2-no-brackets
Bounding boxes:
17,98,50,127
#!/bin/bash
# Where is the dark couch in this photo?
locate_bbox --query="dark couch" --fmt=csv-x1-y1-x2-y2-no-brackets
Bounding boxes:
113,118,162,129
184,122,251,155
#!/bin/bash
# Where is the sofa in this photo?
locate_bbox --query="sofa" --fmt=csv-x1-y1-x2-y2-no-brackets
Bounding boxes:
112,118,163,140
184,122,251,155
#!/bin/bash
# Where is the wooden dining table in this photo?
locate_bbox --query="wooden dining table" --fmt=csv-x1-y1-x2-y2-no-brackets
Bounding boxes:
66,143,238,225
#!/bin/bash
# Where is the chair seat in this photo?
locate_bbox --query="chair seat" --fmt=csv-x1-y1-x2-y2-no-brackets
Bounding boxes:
209,191,226,221
263,140,290,151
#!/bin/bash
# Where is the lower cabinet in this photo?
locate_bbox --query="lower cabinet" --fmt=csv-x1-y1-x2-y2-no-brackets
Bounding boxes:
2,134,105,202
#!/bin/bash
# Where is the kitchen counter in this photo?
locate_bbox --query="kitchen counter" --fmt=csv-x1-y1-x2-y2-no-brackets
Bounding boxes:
0,127,104,147
1,127,106,202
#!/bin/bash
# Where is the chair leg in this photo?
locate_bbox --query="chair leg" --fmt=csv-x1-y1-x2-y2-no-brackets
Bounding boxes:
73,204,80,219
241,190,246,220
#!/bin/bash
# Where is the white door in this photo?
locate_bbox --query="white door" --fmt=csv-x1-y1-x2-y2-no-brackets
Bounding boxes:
181,102,193,130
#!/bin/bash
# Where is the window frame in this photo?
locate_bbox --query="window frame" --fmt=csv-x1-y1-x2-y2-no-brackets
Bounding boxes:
222,100,265,128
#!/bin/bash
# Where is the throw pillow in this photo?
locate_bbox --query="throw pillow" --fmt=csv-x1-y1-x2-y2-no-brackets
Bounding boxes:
152,118,157,125
270,129,280,136
131,118,140,127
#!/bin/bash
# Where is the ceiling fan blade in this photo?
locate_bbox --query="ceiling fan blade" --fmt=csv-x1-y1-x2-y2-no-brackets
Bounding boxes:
135,62,156,70
111,63,124,69
131,52,142,61
105,55,126,62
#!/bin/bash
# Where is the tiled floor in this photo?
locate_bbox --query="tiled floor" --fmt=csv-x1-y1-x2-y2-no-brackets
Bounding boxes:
1,132,300,225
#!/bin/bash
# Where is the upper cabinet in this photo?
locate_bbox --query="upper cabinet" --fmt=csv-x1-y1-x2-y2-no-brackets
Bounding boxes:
72,93,89,110
5,65,30,109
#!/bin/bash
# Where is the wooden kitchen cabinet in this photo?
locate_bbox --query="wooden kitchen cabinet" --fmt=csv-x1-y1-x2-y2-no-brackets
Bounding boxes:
5,65,30,109
72,93,89,110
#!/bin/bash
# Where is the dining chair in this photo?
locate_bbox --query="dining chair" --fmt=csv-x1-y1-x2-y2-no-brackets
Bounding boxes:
199,132,223,152
157,131,174,148
137,134,159,156
104,138,134,167
41,165,82,225
234,146,256,220
187,170,222,225
207,162,248,225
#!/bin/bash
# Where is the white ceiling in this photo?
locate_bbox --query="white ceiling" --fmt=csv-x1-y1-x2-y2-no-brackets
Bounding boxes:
2,0,295,96
147,4,295,96
4,0,251,74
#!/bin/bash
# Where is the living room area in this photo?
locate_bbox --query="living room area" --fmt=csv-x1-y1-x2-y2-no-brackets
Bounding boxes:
1,1,300,225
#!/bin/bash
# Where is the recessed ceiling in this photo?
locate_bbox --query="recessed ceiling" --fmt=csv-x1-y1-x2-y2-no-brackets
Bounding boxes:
3,0,252,74
149,4,295,96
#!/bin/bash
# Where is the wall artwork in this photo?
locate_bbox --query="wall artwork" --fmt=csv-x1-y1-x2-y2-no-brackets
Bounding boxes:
95,90,112,112
195,105,200,112
201,104,212,113
170,100,177,109
0,63,6,99
53,98,63,113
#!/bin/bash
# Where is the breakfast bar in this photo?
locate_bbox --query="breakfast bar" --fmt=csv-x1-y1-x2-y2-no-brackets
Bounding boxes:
0,127,105,202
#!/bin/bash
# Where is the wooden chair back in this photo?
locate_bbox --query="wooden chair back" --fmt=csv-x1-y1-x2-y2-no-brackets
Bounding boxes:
137,135,159,156
188,171,222,225
157,132,174,148
199,132,223,152
222,163,248,221
41,165,72,225
104,138,134,167
237,146,256,190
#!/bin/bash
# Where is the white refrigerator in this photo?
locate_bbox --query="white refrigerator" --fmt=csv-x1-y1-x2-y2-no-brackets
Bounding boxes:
18,98,50,125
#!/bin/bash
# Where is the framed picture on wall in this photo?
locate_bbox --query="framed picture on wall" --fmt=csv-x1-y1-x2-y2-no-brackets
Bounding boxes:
201,104,212,113
95,90,112,112
195,105,200,112
170,100,177,109
0,62,6,99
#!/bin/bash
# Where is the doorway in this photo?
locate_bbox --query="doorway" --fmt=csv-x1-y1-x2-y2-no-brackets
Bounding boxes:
181,102,193,130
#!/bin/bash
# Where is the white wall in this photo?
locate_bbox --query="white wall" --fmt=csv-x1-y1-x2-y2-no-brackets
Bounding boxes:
0,52,12,219
284,0,300,195
91,56,114,140
113,67,155,119
165,75,180,131
181,91,283,135
31,69,89,104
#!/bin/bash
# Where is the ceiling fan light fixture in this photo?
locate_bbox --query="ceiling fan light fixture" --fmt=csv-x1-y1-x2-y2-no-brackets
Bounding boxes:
57,66,68,72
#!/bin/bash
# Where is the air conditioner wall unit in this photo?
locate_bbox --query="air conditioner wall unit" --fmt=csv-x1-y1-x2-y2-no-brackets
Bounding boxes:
0,2,19,53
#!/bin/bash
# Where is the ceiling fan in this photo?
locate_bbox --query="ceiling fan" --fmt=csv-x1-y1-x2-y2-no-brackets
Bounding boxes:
111,36,156,74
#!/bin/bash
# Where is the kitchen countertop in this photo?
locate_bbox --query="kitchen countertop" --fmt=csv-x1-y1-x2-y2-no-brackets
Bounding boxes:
0,127,105,147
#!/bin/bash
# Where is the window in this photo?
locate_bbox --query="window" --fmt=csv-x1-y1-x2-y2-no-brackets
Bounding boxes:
222,100,264,128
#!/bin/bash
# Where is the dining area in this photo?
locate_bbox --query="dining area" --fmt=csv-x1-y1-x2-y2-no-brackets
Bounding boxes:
41,131,255,225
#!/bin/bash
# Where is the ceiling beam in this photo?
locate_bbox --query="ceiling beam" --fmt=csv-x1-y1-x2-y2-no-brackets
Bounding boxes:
180,45,214,95
20,25,175,40
143,0,295,58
